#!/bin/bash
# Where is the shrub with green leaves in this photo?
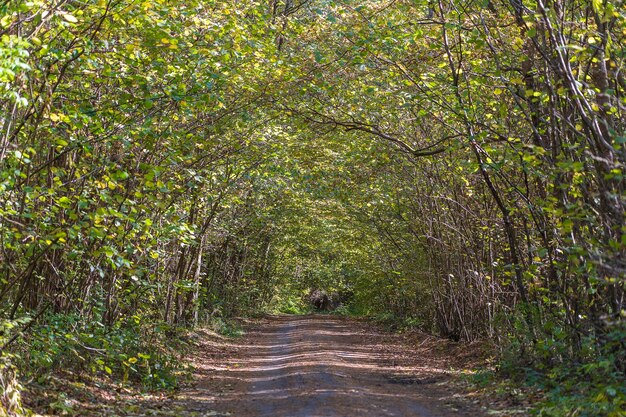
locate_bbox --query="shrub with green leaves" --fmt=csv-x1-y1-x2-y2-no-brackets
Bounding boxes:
19,314,188,389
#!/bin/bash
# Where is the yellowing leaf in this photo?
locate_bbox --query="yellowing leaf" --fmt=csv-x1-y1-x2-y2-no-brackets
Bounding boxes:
0,15,13,28
61,12,78,23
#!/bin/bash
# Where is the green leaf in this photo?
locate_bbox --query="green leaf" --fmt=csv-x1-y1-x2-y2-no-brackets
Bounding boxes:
57,197,72,208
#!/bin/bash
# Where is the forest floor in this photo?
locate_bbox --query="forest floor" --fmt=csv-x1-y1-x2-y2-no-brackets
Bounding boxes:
27,315,535,416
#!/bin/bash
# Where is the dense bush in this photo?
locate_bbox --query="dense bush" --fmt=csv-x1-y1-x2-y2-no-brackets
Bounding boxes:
18,314,188,389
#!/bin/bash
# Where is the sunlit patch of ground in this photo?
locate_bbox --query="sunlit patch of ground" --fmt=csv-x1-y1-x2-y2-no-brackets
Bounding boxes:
172,315,500,417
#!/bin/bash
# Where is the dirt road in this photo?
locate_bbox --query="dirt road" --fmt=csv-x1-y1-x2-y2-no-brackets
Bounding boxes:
177,315,487,417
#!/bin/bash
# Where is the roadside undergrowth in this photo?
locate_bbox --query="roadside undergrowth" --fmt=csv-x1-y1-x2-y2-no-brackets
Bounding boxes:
373,311,626,417
465,360,626,417
4,314,249,417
